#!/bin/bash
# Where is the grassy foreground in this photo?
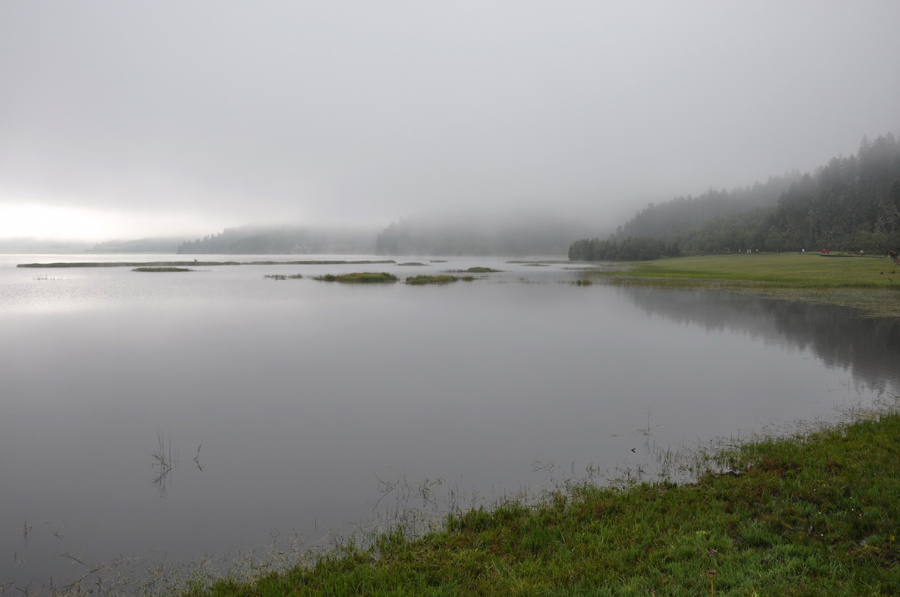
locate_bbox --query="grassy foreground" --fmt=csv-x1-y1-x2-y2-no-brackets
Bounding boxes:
591,253,900,318
186,411,900,596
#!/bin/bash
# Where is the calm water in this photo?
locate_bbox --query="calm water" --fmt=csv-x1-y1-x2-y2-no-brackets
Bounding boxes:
2,254,899,590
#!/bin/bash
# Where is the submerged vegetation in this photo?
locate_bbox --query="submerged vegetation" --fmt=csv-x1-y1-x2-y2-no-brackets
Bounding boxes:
264,274,303,280
132,267,193,272
313,272,398,284
405,275,460,285
179,407,900,596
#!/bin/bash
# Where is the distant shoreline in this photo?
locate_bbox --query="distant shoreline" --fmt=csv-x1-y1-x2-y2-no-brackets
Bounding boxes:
16,259,397,268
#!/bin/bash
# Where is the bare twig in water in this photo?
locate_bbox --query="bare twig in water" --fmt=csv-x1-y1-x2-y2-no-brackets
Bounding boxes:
151,431,175,496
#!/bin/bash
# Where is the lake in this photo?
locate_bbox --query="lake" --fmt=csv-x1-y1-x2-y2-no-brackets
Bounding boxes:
2,254,899,592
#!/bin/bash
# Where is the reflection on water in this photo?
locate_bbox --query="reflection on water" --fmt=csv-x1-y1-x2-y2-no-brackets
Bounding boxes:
622,287,900,391
1,255,898,591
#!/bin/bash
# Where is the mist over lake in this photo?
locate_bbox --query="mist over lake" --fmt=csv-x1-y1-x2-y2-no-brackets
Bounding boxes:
2,254,898,591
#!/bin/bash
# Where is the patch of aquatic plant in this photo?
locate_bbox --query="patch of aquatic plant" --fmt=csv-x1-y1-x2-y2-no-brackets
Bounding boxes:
446,266,501,273
264,274,303,280
429,259,448,263
132,267,194,272
456,266,500,274
572,278,593,286
397,262,427,266
184,399,900,596
464,266,500,273
313,272,398,283
405,275,459,285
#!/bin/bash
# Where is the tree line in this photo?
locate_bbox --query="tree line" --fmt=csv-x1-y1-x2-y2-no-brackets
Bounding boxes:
176,226,376,254
570,132,900,260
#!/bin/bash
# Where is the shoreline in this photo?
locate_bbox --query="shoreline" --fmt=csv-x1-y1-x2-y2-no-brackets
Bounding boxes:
172,398,900,596
580,253,900,319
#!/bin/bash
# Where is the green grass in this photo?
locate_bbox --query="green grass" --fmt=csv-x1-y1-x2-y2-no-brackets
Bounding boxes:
405,275,460,285
184,407,900,596
132,267,193,272
313,272,398,284
617,253,900,289
581,253,900,318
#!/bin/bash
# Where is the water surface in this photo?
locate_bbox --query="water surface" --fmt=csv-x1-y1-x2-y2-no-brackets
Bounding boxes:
2,254,898,590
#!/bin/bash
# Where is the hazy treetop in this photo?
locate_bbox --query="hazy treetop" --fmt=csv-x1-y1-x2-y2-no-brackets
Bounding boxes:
1,1,899,240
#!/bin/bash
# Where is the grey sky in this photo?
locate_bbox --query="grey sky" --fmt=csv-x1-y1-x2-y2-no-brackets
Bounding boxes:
1,1,899,240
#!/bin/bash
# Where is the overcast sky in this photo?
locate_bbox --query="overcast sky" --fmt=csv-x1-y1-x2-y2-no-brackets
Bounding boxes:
1,1,899,240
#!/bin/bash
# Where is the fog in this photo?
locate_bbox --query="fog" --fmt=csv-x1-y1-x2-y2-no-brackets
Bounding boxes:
2,1,899,241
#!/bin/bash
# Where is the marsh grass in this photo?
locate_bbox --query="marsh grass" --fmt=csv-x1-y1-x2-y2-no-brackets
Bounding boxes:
176,394,900,596
404,275,459,285
31,395,900,596
616,253,900,289
312,272,398,284
584,253,900,318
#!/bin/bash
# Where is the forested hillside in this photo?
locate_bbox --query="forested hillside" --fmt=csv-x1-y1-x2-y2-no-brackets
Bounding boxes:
621,172,803,240
571,133,900,260
375,213,599,256
176,226,376,254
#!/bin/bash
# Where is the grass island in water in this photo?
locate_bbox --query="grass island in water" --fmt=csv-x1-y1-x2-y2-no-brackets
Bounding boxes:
312,272,399,284
405,275,460,285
